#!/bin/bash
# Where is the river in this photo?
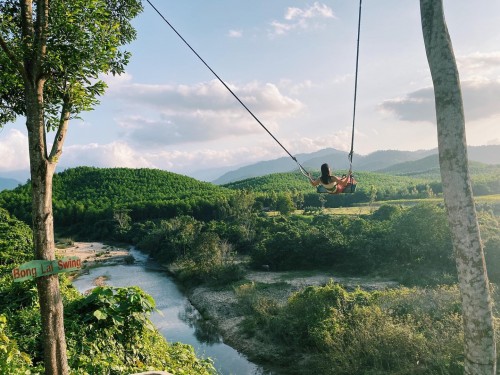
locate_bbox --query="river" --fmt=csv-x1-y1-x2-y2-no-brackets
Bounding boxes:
72,248,271,375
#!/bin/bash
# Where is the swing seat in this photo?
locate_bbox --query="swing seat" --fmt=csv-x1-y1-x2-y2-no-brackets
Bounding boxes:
317,175,357,195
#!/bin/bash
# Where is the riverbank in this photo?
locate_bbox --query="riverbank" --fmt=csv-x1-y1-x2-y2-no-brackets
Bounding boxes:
185,270,399,371
57,241,130,266
56,241,130,281
65,243,398,373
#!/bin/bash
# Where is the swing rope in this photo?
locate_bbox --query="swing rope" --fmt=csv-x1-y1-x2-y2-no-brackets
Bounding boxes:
348,0,363,175
145,0,310,178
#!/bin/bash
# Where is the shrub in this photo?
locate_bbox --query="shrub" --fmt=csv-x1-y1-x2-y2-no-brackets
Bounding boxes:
242,282,475,375
65,286,216,374
0,315,34,374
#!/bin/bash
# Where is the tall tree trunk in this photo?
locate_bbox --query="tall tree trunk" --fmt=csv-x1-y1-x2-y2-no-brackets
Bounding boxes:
420,1,496,374
25,83,69,374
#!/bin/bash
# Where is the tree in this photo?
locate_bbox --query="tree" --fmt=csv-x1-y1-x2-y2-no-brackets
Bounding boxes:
420,1,496,374
0,1,142,373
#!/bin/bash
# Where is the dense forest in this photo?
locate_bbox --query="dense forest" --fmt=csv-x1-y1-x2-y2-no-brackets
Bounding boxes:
1,166,500,374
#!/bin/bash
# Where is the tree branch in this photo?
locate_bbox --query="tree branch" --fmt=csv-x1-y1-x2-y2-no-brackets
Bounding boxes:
34,0,49,76
48,97,71,163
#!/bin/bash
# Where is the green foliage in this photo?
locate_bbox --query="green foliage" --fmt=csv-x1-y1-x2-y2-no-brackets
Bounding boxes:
175,232,244,286
239,282,474,375
485,236,500,283
137,216,204,263
0,315,33,375
138,217,244,286
247,203,493,286
64,286,216,374
0,207,33,277
271,281,372,348
223,167,500,210
0,209,216,374
0,167,234,237
0,0,143,127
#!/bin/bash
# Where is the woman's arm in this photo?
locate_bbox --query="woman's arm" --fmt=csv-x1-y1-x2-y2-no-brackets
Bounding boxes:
309,174,320,187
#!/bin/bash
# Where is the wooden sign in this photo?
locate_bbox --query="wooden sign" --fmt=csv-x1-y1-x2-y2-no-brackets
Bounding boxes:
12,257,82,282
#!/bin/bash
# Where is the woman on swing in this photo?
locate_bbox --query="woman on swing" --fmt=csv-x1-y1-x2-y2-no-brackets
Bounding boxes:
309,163,350,194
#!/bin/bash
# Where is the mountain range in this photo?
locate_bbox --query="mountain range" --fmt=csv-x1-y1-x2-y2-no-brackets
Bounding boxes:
1,145,498,190
213,145,500,184
0,177,21,191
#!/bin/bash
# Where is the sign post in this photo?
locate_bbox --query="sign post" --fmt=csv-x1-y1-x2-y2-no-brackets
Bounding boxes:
12,256,82,282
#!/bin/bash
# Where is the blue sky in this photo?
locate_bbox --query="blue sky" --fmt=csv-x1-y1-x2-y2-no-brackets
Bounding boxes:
2,0,500,181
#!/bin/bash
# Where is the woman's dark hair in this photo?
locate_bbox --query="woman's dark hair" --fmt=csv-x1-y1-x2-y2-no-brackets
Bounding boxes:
320,163,331,184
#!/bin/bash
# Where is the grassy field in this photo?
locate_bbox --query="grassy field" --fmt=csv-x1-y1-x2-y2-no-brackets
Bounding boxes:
273,194,500,217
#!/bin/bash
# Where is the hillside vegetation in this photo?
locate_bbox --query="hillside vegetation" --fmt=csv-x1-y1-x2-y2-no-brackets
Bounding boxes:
223,165,500,209
0,167,234,237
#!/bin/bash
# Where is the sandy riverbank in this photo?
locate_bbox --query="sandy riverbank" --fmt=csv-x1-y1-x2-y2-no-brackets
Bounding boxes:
56,241,130,276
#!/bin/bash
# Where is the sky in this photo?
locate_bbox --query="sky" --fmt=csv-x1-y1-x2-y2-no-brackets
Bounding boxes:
1,0,500,181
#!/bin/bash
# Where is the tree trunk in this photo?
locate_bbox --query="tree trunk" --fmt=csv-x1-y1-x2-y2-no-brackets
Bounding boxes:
420,1,496,374
26,83,69,374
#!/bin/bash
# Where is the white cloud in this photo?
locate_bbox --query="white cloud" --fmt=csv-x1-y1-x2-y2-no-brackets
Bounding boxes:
379,79,500,123
0,129,30,171
458,51,500,79
270,2,336,37
284,2,335,20
228,29,242,38
107,79,303,148
60,142,155,169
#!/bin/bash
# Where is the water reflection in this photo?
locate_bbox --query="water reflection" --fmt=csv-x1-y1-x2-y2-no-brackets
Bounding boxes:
179,302,222,345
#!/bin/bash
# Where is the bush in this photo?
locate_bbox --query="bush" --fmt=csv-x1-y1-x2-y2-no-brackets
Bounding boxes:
240,282,476,375
65,286,216,374
0,315,34,374
176,233,244,286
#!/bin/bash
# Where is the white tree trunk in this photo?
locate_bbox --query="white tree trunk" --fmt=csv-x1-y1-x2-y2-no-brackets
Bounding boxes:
420,1,496,374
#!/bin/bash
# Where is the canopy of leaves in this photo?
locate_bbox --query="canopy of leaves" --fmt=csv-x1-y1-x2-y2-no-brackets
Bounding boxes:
0,0,143,128
0,207,33,276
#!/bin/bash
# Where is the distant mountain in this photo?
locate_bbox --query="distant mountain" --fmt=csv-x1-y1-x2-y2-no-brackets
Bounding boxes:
378,151,500,178
0,177,21,191
189,165,244,182
212,145,500,184
376,154,442,177
0,170,30,182
212,148,338,185
467,145,500,165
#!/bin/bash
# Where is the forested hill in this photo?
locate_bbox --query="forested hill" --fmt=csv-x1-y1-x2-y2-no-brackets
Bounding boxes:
0,167,233,235
223,170,431,194
51,167,229,204
223,165,500,207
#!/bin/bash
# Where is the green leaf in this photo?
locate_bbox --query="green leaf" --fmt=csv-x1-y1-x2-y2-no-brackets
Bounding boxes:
93,309,107,320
